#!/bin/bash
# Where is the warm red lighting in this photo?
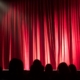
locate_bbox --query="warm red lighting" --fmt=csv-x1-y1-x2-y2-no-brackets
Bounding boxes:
0,0,80,70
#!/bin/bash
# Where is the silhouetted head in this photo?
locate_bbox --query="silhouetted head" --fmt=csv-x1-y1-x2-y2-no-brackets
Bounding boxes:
31,59,43,73
45,64,53,73
33,59,41,65
69,64,77,74
57,62,69,74
9,58,23,74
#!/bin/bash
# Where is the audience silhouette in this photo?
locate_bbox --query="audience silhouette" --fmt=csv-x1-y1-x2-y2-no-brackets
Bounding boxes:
30,59,44,73
69,64,77,74
29,59,44,80
45,64,53,80
8,58,24,80
0,58,79,80
57,62,70,80
69,64,78,80
45,64,53,73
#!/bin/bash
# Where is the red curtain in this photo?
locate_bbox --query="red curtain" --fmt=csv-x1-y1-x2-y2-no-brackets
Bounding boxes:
0,0,80,70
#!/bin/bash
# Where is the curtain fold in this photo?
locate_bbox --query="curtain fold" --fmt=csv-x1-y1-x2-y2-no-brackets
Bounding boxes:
0,0,80,70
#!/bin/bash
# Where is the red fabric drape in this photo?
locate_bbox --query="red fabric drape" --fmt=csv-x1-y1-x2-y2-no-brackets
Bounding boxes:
0,0,80,70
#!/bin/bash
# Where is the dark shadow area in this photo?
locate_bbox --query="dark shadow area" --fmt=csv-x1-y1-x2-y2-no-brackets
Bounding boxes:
1,58,80,80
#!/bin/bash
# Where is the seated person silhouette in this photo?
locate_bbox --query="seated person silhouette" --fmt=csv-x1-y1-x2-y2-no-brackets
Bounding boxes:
69,64,77,74
30,59,44,80
45,64,53,80
57,62,70,80
69,64,78,80
8,58,24,80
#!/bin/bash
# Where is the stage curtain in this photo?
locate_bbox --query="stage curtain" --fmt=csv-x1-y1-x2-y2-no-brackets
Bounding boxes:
0,0,80,70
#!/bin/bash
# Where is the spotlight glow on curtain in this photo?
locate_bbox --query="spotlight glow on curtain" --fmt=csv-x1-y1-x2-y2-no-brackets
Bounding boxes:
0,0,80,70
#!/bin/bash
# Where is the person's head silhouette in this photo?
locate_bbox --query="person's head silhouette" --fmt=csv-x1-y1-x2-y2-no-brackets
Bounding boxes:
45,64,53,73
57,62,69,74
30,59,43,73
9,58,23,73
69,64,77,74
